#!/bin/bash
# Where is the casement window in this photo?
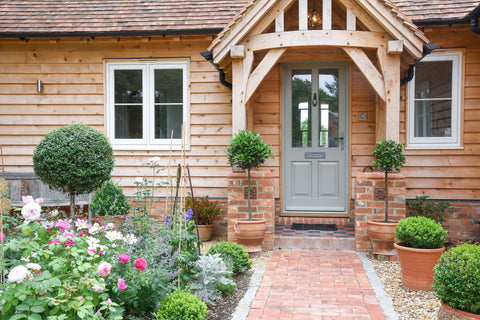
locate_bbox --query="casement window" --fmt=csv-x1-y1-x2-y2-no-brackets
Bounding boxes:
106,61,189,150
407,51,462,149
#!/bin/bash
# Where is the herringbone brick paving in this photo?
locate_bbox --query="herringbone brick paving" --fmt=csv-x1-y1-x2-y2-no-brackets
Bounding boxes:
247,250,385,320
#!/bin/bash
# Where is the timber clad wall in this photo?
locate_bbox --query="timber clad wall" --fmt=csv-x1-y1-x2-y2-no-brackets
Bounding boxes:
0,36,234,200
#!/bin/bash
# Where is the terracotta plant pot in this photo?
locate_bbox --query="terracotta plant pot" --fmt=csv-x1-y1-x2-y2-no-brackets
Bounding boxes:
394,243,445,291
197,224,213,241
233,218,267,258
438,300,480,320
367,220,398,255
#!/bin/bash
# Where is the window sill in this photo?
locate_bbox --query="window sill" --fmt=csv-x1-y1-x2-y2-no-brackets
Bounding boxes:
112,144,190,151
405,145,463,150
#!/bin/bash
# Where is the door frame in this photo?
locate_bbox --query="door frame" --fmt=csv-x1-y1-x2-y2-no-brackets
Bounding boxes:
281,61,350,216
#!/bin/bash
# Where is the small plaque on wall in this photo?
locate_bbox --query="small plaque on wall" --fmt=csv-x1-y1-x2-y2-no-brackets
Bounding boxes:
374,188,386,201
244,186,257,200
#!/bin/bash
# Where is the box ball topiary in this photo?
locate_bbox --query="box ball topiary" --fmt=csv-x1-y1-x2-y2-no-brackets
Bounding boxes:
206,241,251,274
153,290,208,320
395,216,447,249
33,124,114,216
433,243,480,315
90,180,131,216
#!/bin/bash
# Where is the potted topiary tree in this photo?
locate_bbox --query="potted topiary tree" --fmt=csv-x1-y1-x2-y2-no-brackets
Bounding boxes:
433,243,480,319
394,216,447,291
225,130,273,255
185,195,221,241
90,180,131,226
33,124,114,218
367,139,406,255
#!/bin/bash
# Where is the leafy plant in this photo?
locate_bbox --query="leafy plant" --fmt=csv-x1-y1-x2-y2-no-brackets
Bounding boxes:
33,124,114,218
185,196,221,225
207,241,251,274
226,130,273,220
153,290,208,320
433,243,480,314
190,254,235,305
372,140,406,222
90,181,131,217
395,216,447,249
406,195,452,223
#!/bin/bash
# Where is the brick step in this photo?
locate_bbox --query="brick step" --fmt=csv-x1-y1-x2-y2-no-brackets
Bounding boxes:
274,235,356,251
273,225,356,251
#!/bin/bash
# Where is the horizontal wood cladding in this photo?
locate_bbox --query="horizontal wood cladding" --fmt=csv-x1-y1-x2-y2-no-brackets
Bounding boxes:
0,36,234,198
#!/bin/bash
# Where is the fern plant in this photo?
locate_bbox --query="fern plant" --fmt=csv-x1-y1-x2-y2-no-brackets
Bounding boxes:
190,254,236,306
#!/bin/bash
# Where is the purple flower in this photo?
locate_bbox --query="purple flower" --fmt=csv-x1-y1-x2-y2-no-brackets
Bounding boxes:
185,209,193,220
163,216,171,225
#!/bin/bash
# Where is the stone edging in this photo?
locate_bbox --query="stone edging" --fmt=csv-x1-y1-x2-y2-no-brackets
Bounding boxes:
231,266,266,320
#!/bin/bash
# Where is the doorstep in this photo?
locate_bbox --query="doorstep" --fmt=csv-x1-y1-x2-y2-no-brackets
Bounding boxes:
274,224,356,251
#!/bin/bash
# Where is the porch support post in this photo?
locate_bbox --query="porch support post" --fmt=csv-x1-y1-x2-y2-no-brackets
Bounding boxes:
231,45,247,134
376,45,401,142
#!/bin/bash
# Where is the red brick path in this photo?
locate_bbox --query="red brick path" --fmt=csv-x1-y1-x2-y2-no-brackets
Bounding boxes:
247,250,385,320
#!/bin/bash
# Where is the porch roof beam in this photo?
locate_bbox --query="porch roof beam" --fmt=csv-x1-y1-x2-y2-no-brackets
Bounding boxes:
243,30,389,52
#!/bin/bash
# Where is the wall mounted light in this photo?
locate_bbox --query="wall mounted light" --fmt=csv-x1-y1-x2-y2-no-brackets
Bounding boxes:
37,80,44,93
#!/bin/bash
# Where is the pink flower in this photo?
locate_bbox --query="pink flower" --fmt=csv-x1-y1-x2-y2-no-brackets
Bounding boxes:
21,201,41,221
118,254,130,264
1,233,5,241
97,262,111,277
134,258,147,270
78,296,83,301
35,198,43,204
65,239,75,246
117,278,128,291
56,220,71,231
106,298,112,305
22,196,34,204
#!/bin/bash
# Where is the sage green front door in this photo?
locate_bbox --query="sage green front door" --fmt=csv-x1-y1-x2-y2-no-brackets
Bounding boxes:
282,62,349,213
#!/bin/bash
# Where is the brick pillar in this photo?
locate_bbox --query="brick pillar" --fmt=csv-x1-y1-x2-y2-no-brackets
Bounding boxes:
227,171,275,250
355,172,406,252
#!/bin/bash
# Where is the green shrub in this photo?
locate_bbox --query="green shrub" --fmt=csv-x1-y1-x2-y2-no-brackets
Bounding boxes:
153,290,208,320
90,180,131,216
433,244,480,314
33,124,114,217
185,196,221,225
406,195,453,223
395,216,447,249
207,242,251,274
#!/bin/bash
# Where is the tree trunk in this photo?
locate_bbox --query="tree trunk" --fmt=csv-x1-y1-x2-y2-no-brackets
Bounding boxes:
70,192,75,219
247,168,252,220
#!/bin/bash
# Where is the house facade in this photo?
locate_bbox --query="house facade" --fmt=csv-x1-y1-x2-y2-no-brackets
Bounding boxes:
1,0,479,244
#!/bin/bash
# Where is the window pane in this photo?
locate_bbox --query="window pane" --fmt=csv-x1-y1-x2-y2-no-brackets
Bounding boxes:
414,100,452,137
318,69,339,148
291,69,312,148
154,69,183,103
115,70,143,103
115,105,143,139
155,105,183,139
415,61,452,99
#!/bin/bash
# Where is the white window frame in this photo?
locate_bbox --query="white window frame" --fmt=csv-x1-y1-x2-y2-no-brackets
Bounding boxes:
106,60,190,150
407,51,462,149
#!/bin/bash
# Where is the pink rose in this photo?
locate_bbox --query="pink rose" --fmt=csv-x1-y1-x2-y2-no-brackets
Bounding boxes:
35,198,43,204
134,258,147,270
97,262,111,277
1,233,5,241
117,278,128,291
106,298,112,305
78,296,83,301
56,220,71,231
118,254,130,264
21,201,41,221
22,196,34,204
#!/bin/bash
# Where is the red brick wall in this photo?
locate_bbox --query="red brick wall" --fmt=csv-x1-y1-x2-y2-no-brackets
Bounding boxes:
354,172,406,252
437,202,480,241
227,171,275,250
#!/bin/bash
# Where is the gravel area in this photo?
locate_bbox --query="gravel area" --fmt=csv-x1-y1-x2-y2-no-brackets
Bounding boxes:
370,257,440,320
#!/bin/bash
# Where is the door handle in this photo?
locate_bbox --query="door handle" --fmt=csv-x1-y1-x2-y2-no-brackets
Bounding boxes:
339,132,344,150
312,93,318,107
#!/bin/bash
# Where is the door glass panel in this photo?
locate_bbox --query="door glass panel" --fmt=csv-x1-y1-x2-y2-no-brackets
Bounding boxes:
291,69,312,148
318,69,339,148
